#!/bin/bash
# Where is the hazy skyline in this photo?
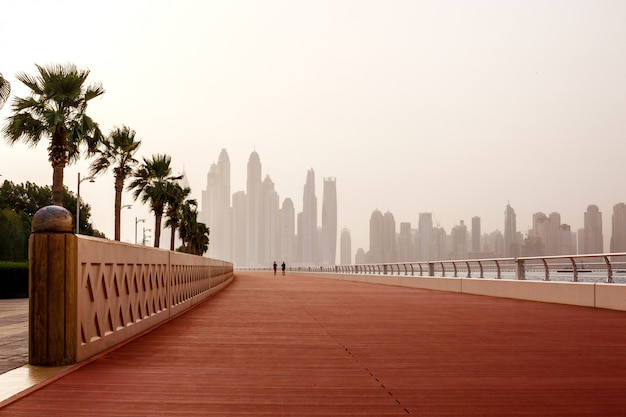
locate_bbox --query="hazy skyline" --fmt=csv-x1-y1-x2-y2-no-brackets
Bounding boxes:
1,1,625,255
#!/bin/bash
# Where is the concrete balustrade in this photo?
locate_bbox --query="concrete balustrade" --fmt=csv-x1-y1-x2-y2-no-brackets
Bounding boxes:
29,206,233,366
289,271,626,311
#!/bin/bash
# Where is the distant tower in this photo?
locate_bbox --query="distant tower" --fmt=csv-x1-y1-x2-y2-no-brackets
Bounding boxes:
611,203,626,252
200,149,231,261
382,211,397,262
340,228,351,265
450,220,468,259
504,203,518,257
531,212,548,255
300,168,317,264
261,176,279,265
280,198,295,264
231,191,247,265
417,213,433,261
471,216,481,253
397,222,413,261
321,177,337,265
246,151,262,266
583,205,603,254
369,209,384,263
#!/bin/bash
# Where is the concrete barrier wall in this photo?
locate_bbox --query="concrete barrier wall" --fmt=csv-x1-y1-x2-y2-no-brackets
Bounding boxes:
29,218,234,366
290,272,626,311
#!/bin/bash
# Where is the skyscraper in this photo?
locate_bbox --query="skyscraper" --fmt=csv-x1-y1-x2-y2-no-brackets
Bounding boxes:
340,227,351,265
583,205,603,254
417,213,433,261
471,216,481,253
280,198,295,264
368,209,383,263
300,169,318,263
450,220,468,259
382,211,397,262
547,212,561,255
321,177,337,265
504,203,519,257
397,222,414,261
246,151,262,266
200,149,231,261
261,177,280,265
231,191,247,265
611,203,626,252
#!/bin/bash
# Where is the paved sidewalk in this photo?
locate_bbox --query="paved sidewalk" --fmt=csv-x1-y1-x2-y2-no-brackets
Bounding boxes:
2,272,626,415
0,299,28,374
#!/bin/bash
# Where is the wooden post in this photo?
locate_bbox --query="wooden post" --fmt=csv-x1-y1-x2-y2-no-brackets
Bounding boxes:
29,205,77,366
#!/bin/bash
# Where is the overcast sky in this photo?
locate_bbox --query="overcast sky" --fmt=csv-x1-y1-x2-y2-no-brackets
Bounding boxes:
1,0,626,256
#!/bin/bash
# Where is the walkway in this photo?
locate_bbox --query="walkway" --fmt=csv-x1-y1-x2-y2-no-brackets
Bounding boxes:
2,271,626,416
0,299,28,374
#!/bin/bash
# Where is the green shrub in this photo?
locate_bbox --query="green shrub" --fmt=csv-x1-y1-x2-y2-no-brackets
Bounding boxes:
0,261,28,298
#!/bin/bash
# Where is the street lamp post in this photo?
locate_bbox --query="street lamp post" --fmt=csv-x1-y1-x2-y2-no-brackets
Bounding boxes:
142,227,151,246
135,217,146,244
76,172,96,234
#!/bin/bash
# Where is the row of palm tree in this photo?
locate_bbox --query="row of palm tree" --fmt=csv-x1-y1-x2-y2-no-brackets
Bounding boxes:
1,63,209,255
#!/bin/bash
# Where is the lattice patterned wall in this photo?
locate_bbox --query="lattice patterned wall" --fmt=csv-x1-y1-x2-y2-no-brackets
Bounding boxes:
76,237,232,362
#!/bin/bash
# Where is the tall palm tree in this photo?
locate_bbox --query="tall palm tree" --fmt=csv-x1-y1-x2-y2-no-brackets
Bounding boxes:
3,63,104,206
178,199,210,255
89,126,141,241
128,154,182,248
164,182,191,250
0,72,10,109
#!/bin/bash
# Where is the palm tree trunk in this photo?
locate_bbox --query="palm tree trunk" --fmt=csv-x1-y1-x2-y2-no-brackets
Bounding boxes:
52,163,64,206
154,214,162,248
114,178,123,241
170,225,177,251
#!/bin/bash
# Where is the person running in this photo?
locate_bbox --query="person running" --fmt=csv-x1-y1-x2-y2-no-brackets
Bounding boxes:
281,261,286,276
273,261,277,275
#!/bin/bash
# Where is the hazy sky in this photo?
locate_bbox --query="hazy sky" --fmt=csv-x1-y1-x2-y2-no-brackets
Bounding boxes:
1,1,626,256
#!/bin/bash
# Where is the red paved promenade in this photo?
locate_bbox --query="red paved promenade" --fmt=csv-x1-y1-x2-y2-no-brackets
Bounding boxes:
2,271,626,416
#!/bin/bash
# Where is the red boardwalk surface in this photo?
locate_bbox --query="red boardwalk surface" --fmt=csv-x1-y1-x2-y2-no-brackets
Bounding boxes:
3,271,626,416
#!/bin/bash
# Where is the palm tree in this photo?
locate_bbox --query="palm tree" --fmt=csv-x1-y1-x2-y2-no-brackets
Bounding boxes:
0,72,10,109
178,199,210,255
164,182,191,250
3,63,104,206
128,154,182,247
89,126,141,241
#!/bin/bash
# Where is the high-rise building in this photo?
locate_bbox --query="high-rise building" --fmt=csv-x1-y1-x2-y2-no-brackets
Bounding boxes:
397,222,414,261
261,177,280,265
231,191,247,265
547,212,561,255
340,228,351,265
559,224,574,255
583,205,603,254
471,216,481,253
382,211,397,262
530,212,548,255
300,169,318,263
417,213,433,261
368,209,383,263
246,151,262,266
611,203,626,252
321,177,337,265
200,149,232,261
504,203,519,257
280,198,295,264
450,220,468,259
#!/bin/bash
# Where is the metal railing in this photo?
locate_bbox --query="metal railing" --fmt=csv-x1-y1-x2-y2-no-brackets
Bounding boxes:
276,253,626,284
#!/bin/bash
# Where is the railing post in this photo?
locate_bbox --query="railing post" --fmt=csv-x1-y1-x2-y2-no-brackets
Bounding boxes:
428,262,434,277
516,258,526,280
29,206,78,366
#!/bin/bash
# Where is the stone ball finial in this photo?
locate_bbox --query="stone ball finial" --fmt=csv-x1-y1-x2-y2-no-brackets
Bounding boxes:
31,205,74,233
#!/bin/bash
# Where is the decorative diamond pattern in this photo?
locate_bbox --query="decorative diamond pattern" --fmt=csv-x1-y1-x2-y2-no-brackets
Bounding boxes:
75,240,232,362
